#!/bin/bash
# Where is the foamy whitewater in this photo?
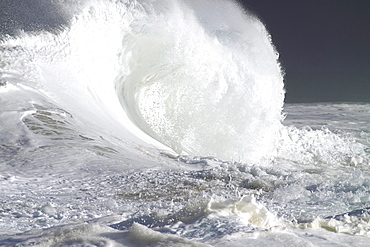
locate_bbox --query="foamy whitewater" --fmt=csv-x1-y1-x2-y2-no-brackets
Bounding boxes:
0,0,369,246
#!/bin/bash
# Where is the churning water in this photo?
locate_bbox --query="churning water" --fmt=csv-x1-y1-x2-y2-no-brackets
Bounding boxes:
0,0,369,246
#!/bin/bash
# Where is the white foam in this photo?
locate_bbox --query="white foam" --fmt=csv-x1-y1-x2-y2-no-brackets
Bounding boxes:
206,196,281,229
298,215,370,237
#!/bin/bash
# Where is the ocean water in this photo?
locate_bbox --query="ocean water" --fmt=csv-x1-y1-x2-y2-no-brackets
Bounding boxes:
1,0,370,246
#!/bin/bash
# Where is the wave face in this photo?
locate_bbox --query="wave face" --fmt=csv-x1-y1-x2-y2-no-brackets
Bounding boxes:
1,0,283,163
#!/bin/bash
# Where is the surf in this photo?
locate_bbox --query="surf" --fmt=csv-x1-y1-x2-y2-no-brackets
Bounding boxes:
1,1,370,246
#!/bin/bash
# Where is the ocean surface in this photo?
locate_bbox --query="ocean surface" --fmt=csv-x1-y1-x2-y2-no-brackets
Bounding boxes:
1,0,370,246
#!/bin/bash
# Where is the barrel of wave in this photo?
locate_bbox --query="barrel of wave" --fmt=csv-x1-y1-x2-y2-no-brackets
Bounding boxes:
115,0,285,163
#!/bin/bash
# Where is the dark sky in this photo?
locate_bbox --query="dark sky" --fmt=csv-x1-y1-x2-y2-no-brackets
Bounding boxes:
1,0,369,103
0,0,69,37
240,0,370,103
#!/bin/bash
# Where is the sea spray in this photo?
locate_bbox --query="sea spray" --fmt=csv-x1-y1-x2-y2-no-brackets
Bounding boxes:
114,0,285,162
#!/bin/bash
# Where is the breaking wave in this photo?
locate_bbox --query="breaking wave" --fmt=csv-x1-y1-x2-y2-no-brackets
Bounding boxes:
1,0,284,163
